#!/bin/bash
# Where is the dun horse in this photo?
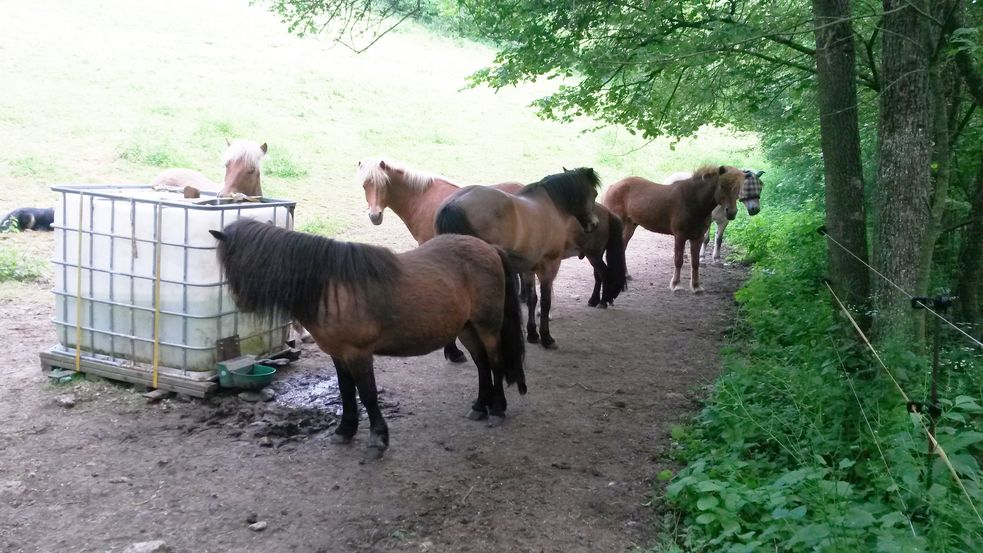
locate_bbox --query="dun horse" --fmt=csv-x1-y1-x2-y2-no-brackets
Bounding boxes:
665,169,765,262
603,166,743,292
150,139,267,198
211,219,526,460
435,167,601,349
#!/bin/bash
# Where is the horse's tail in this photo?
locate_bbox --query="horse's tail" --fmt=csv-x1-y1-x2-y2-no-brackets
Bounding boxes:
495,247,527,395
0,209,18,232
604,213,628,298
434,201,477,237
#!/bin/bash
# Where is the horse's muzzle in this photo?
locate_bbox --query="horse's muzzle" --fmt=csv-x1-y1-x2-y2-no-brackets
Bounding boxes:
726,208,737,221
581,215,599,233
368,211,383,225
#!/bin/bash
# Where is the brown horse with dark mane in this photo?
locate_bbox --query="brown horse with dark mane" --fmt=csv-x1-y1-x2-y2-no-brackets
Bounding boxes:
603,165,743,292
435,167,601,349
210,219,526,460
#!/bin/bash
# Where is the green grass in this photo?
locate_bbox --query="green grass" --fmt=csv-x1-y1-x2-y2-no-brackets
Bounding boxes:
0,244,44,282
297,215,346,237
0,0,762,243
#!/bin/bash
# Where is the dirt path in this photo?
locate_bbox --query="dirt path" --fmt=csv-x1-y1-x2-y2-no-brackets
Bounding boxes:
0,228,745,553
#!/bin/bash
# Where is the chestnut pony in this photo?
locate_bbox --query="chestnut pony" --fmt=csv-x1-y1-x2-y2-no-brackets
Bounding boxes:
356,157,523,363
435,167,601,349
665,169,765,262
211,219,526,460
603,165,743,292
150,139,267,198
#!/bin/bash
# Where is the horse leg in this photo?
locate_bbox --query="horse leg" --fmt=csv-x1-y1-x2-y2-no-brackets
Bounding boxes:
457,327,494,421
538,262,560,349
587,255,605,308
701,226,711,260
670,235,685,291
351,357,389,460
690,238,704,294
329,357,359,445
713,219,727,263
458,327,503,425
443,340,468,364
622,221,638,281
522,272,539,343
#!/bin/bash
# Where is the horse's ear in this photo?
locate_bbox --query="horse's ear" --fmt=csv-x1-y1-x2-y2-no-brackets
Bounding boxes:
718,166,726,175
225,137,231,146
756,170,765,177
209,230,227,241
379,160,390,171
260,143,268,155
562,166,569,172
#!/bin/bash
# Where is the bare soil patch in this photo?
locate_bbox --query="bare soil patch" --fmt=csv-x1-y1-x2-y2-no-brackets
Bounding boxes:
0,229,745,553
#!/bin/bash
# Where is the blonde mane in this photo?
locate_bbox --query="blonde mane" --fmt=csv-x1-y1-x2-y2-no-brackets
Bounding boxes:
356,157,452,191
222,140,266,169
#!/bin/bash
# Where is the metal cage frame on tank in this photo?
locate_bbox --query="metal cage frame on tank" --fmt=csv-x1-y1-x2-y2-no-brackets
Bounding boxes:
40,184,297,397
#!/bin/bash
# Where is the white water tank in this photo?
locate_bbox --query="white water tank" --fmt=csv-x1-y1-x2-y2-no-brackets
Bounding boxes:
51,185,295,372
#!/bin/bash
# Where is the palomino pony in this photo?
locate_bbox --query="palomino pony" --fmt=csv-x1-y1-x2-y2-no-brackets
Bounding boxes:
356,158,523,363
435,167,601,349
665,169,765,262
211,219,526,460
150,139,267,198
603,166,744,292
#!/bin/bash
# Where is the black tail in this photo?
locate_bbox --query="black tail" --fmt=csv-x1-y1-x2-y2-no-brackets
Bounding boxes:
495,247,527,395
435,201,478,237
602,214,628,301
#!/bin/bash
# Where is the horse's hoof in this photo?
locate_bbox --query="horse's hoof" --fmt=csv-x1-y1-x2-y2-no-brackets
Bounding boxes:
692,286,705,295
467,409,488,421
587,299,599,307
330,433,354,445
445,350,468,364
626,274,634,281
487,415,506,428
541,339,557,350
597,301,608,309
364,446,386,461
527,333,540,344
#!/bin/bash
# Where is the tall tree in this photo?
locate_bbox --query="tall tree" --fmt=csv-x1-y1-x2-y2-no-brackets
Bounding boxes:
812,0,870,320
871,0,933,344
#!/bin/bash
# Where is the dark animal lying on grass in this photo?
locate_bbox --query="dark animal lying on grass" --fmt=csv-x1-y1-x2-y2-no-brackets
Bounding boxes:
0,207,55,232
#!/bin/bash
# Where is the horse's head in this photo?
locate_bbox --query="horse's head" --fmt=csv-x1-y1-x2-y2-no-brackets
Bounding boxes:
553,167,600,232
220,140,267,197
713,165,744,221
357,158,397,225
741,170,765,216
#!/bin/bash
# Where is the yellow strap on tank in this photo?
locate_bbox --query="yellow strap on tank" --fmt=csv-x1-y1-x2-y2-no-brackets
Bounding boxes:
152,203,163,389
74,193,85,372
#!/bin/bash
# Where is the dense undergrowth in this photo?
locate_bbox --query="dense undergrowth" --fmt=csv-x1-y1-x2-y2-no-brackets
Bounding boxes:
659,208,983,552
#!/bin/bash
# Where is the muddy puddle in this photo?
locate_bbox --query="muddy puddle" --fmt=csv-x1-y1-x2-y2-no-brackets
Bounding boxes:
182,363,400,449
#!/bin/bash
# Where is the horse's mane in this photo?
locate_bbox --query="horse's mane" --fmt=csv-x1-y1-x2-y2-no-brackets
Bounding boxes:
214,218,401,325
692,165,724,180
222,140,266,168
356,157,448,191
520,167,600,215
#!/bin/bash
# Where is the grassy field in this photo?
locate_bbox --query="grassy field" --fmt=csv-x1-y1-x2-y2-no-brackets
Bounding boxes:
0,0,764,261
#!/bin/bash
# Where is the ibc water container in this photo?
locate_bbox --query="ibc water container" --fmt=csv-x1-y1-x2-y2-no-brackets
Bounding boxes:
51,185,296,372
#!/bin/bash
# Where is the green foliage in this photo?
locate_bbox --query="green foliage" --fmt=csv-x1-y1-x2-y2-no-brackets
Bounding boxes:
0,245,44,282
660,209,983,552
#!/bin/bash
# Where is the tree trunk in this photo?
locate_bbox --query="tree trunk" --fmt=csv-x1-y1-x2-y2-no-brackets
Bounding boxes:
811,0,871,324
955,155,983,333
871,0,933,345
